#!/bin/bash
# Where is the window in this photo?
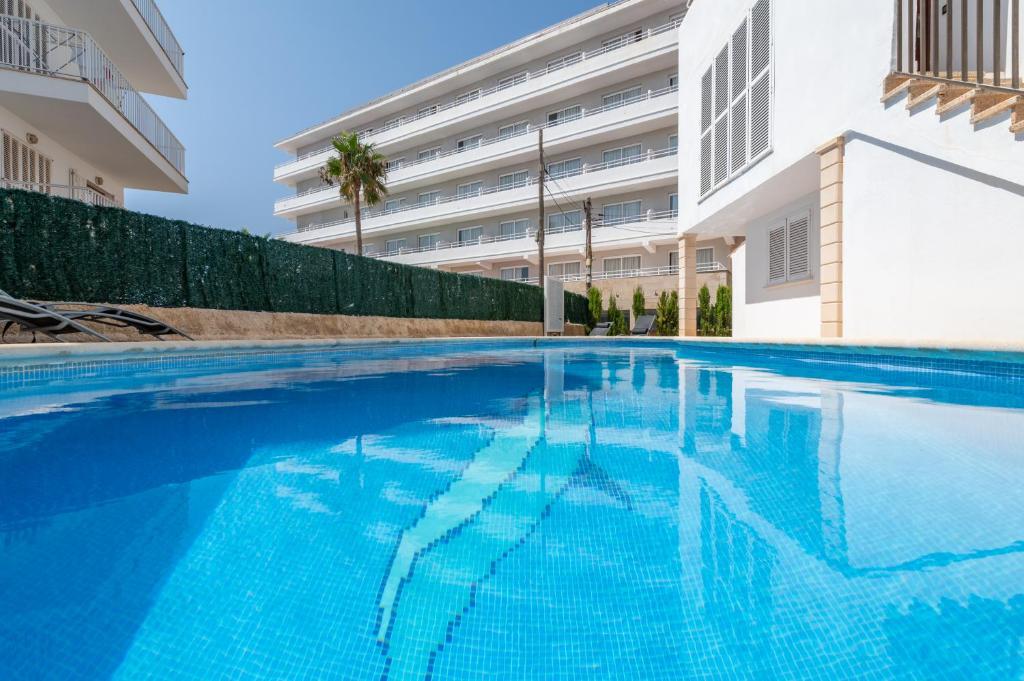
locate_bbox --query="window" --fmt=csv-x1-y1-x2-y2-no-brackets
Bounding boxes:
669,73,679,87
498,120,529,140
767,210,812,285
602,144,642,167
602,86,643,109
547,105,582,127
418,190,441,206
418,105,438,117
548,262,582,279
700,0,772,199
548,210,582,232
669,251,679,268
418,147,441,162
457,135,482,151
362,244,377,256
2,130,52,188
418,233,440,250
386,157,405,172
500,266,530,282
455,89,481,106
669,193,678,214
500,219,530,238
602,200,642,225
457,226,484,244
498,72,527,90
602,28,643,51
547,158,582,180
384,197,407,213
669,134,678,150
498,170,529,190
547,52,582,72
603,256,642,275
696,247,715,270
385,238,406,255
456,181,483,198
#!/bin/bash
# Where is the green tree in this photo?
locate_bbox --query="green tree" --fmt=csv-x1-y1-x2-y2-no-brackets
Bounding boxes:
654,290,679,336
631,285,646,324
587,286,603,329
714,285,732,337
319,132,388,256
697,284,712,336
607,294,628,336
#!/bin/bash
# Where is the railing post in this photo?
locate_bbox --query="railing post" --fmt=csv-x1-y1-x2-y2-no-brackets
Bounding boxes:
1013,0,1020,89
995,0,1002,86
962,0,969,82
946,0,953,78
978,0,985,84
910,0,917,73
897,0,904,71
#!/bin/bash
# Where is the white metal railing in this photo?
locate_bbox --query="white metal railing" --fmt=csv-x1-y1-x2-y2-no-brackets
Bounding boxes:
129,0,184,80
1,179,120,208
281,16,682,150
526,265,681,285
697,261,727,273
288,146,678,226
0,15,186,175
279,84,679,172
365,209,678,259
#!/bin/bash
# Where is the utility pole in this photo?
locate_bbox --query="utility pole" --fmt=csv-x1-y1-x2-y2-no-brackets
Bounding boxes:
584,197,593,292
537,129,546,302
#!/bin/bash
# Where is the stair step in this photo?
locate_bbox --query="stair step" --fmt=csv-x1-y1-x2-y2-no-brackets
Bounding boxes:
881,75,914,103
1011,102,1024,134
970,93,1022,125
906,83,945,109
935,86,977,115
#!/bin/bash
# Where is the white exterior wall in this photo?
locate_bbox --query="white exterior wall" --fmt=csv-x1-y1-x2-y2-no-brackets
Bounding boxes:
678,0,1024,343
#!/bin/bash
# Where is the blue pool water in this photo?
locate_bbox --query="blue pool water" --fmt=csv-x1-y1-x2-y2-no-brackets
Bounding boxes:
1,340,1023,680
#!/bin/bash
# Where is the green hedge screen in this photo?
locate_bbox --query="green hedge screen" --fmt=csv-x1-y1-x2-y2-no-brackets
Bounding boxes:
0,189,589,324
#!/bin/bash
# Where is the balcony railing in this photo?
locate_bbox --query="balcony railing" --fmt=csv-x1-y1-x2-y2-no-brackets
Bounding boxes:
0,15,186,175
525,262,727,285
279,84,679,172
1,179,120,208
129,0,185,80
282,16,682,148
894,0,1022,92
290,146,678,229
365,209,678,259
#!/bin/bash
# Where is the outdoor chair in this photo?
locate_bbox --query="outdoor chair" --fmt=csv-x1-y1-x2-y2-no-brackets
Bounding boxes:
589,322,611,337
0,289,192,342
631,314,656,336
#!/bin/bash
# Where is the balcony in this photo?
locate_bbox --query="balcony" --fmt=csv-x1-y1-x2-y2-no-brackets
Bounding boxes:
275,85,678,187
276,17,681,155
0,15,187,191
279,146,678,233
45,0,186,98
1,179,120,208
363,209,679,269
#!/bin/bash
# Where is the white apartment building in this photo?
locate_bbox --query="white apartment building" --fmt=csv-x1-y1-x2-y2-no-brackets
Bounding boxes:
0,0,187,207
677,0,1023,343
276,0,731,311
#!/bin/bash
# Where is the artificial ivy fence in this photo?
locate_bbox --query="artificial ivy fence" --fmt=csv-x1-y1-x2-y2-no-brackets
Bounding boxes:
0,189,589,325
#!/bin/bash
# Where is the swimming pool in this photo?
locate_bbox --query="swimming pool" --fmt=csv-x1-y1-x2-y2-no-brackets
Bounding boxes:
1,339,1023,680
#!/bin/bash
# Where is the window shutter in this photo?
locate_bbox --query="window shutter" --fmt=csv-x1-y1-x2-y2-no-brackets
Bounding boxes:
700,131,712,196
732,20,748,100
768,223,786,283
751,0,771,78
701,67,713,133
787,211,810,279
713,116,729,185
750,0,772,158
714,46,730,118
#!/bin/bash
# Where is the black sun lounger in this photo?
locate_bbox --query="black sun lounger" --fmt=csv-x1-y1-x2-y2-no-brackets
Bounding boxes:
589,322,611,337
0,289,192,342
631,314,656,336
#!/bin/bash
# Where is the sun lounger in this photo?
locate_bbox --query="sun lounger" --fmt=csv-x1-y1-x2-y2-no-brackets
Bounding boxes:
589,322,611,337
631,314,656,336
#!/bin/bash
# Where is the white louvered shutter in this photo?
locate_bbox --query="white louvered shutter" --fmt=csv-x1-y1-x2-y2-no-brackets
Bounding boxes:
713,46,730,185
700,67,713,197
768,223,786,284
730,20,748,174
787,211,810,280
749,0,771,157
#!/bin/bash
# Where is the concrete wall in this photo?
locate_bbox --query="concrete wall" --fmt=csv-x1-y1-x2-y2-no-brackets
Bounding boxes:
1,305,586,343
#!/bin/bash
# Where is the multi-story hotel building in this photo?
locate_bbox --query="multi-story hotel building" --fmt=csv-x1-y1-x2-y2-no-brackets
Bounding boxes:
0,0,187,207
275,0,731,309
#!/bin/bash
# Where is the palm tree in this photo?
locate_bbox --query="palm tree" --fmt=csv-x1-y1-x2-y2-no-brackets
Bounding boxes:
319,132,388,256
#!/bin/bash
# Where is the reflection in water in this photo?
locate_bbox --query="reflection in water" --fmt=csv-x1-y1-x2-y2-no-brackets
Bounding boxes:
0,346,1022,679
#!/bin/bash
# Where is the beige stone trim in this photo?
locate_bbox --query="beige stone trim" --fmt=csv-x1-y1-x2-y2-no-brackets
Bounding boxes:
678,234,698,337
817,136,845,338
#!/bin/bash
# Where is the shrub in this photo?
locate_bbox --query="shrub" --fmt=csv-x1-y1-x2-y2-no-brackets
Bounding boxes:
714,285,732,336
697,284,712,336
587,286,603,328
654,290,679,336
631,285,646,322
607,294,628,336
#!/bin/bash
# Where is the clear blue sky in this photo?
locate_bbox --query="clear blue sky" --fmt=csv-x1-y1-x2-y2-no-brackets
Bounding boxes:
126,0,604,236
